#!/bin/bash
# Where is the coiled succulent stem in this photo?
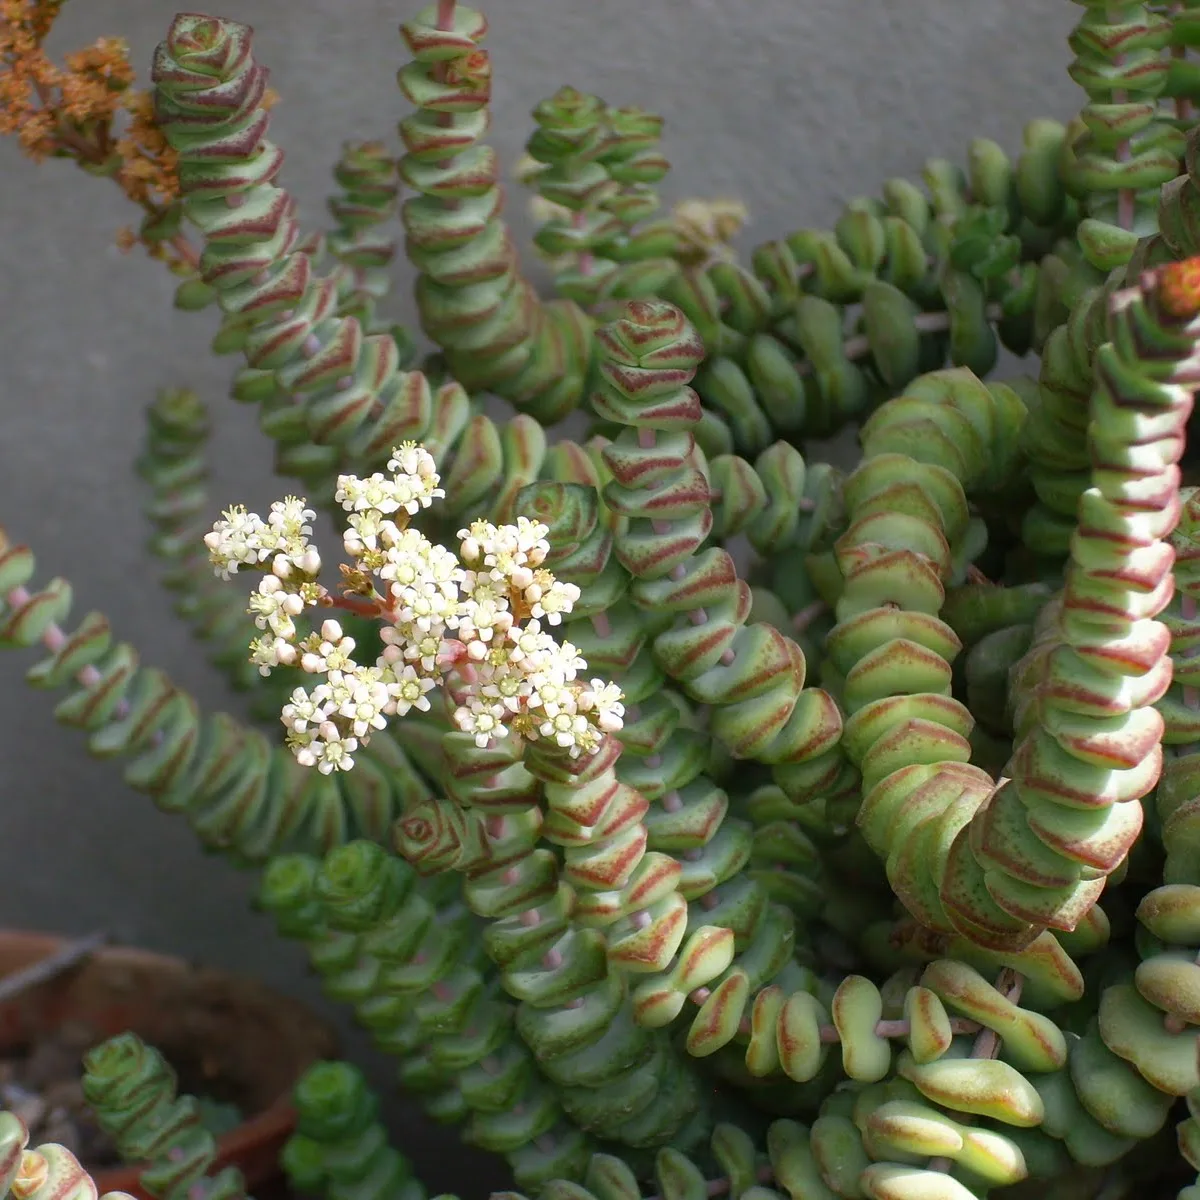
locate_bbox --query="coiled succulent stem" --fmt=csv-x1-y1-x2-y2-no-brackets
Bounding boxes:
83,1034,249,1200
1068,1,1179,239
327,140,402,330
283,1061,427,1200
574,301,861,1054
1019,2,1189,558
397,3,593,422
0,519,433,859
995,258,1200,939
395,720,715,1156
832,260,1200,953
525,86,621,309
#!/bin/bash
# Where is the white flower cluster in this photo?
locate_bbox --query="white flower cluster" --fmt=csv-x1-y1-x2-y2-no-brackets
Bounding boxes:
204,496,325,675
205,495,321,580
205,442,625,775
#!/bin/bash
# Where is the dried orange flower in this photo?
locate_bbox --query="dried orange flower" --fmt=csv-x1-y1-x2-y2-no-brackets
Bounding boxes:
1159,257,1200,320
114,89,180,208
2,0,189,263
1,0,64,154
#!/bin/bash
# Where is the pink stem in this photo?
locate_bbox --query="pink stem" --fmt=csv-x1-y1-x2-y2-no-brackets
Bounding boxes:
7,586,115,708
837,305,1003,368
431,0,461,211
927,970,1022,1173
1172,0,1195,121
1108,4,1135,231
721,1006,983,1042
792,601,827,633
573,210,594,276
320,587,386,619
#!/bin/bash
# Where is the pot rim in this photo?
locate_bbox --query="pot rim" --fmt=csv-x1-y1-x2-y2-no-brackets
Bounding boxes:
0,930,334,1193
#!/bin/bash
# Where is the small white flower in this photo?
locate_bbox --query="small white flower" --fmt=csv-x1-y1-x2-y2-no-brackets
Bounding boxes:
548,639,587,681
579,679,626,733
526,669,576,719
540,709,594,754
457,517,549,583
344,510,390,557
205,496,318,577
386,441,438,479
527,576,581,625
384,664,437,716
386,442,446,513
246,575,305,637
205,505,268,578
295,546,322,575
576,727,602,757
453,698,508,748
291,732,319,768
479,663,534,714
457,518,494,565
281,685,325,732
313,731,359,775
510,517,551,564
248,634,297,676
395,581,458,632
454,577,512,643
409,631,448,674
392,534,461,585
301,621,357,674
506,620,557,670
325,635,357,672
270,546,319,579
311,669,358,714
338,675,391,738
267,495,315,546
335,471,402,514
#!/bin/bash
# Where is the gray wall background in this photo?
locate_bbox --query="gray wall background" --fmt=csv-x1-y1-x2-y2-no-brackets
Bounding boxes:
0,0,1078,1191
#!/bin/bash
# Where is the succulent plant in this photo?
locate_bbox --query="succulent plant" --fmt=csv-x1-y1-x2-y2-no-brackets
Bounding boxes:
12,1,1200,1198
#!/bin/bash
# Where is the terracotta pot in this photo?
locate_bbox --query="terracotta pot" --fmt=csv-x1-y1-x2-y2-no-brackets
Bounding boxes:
0,931,339,1200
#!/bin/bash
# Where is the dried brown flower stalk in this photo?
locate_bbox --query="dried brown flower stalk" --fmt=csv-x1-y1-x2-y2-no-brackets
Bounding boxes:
0,0,267,271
